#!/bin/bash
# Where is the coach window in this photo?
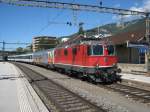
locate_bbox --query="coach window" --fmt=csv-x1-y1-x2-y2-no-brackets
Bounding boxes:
87,45,92,55
107,45,115,55
64,49,68,56
72,48,77,55
92,45,103,55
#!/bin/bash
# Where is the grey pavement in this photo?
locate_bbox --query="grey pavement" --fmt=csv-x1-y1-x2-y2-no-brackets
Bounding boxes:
0,62,49,112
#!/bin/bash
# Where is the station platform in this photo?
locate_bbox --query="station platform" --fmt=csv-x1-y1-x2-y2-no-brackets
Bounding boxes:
0,62,48,112
120,72,150,84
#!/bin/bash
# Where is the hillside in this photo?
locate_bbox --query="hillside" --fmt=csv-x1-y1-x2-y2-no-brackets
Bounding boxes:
60,19,145,39
85,19,145,37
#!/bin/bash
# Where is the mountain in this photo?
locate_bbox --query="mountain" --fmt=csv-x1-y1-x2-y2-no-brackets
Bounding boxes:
85,19,145,37
60,19,145,39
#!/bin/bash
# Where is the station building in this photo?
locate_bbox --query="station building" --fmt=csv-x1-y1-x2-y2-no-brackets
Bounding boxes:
106,28,147,64
103,27,149,72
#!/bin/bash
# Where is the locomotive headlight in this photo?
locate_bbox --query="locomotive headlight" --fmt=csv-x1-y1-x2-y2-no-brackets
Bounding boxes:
96,63,99,67
95,63,100,69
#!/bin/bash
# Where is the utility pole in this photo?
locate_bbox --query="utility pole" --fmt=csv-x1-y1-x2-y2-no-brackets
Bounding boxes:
145,13,150,71
1,0,150,71
98,25,100,35
78,22,84,35
72,10,78,26
146,14,150,42
2,41,5,61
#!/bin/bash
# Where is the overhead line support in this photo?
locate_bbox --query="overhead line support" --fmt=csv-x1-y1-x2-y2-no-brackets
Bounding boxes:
0,0,149,16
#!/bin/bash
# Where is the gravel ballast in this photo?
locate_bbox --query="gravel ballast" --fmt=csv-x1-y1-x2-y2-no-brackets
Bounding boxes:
16,63,150,112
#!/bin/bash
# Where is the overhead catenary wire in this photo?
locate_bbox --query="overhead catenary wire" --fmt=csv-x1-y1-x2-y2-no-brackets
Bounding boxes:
0,0,148,15
37,0,76,35
0,0,149,45
1,0,149,40
0,0,149,37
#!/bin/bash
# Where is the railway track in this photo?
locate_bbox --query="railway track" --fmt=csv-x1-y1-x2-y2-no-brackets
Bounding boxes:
102,83,150,104
13,62,105,112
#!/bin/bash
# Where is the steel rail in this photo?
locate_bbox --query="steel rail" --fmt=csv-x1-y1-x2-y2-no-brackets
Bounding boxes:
102,83,150,104
13,62,106,112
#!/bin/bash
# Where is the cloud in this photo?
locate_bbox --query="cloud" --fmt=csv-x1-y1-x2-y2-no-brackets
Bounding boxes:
130,6,143,12
130,0,150,12
143,0,150,12
123,0,150,19
112,0,150,21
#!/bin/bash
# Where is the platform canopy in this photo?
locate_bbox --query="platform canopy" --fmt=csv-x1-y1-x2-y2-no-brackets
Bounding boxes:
127,42,149,53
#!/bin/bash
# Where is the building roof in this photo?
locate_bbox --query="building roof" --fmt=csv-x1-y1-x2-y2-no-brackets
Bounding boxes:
34,36,56,39
103,28,146,45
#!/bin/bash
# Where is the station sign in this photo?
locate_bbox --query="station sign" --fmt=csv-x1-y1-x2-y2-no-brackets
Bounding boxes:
127,41,149,53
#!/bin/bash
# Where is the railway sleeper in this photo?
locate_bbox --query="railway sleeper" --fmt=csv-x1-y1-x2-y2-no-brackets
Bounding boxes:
64,105,91,112
58,99,80,104
61,102,85,108
54,95,75,99
59,100,81,105
50,93,70,97
56,97,78,102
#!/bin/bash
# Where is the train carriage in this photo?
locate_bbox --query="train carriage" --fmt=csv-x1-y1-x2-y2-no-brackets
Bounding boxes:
33,50,49,67
8,53,33,63
48,49,55,68
8,35,121,83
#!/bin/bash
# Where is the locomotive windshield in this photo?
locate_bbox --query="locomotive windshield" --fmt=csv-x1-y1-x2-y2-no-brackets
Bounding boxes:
87,45,103,55
107,45,115,55
93,45,103,55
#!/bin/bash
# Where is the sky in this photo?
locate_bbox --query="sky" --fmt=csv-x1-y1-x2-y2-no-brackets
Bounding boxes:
0,0,149,50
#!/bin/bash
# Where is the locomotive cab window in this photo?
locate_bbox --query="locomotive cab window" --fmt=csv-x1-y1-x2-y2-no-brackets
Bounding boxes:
72,48,77,55
107,45,115,55
92,45,103,55
64,49,68,56
87,45,92,55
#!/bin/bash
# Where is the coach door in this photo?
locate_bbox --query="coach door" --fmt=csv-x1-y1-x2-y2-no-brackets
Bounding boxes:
82,45,87,66
72,47,77,65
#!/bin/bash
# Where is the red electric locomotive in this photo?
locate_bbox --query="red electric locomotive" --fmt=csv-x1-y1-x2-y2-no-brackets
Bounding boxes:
54,35,121,83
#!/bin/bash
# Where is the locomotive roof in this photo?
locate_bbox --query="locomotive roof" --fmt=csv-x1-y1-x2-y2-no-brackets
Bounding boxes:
56,35,111,48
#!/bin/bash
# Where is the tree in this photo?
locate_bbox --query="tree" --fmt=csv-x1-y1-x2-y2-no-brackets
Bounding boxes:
16,47,24,53
25,44,33,52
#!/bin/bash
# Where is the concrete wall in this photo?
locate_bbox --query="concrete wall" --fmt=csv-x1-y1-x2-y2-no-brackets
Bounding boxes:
116,45,146,72
118,63,146,72
116,45,130,63
116,45,140,64
131,48,139,64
